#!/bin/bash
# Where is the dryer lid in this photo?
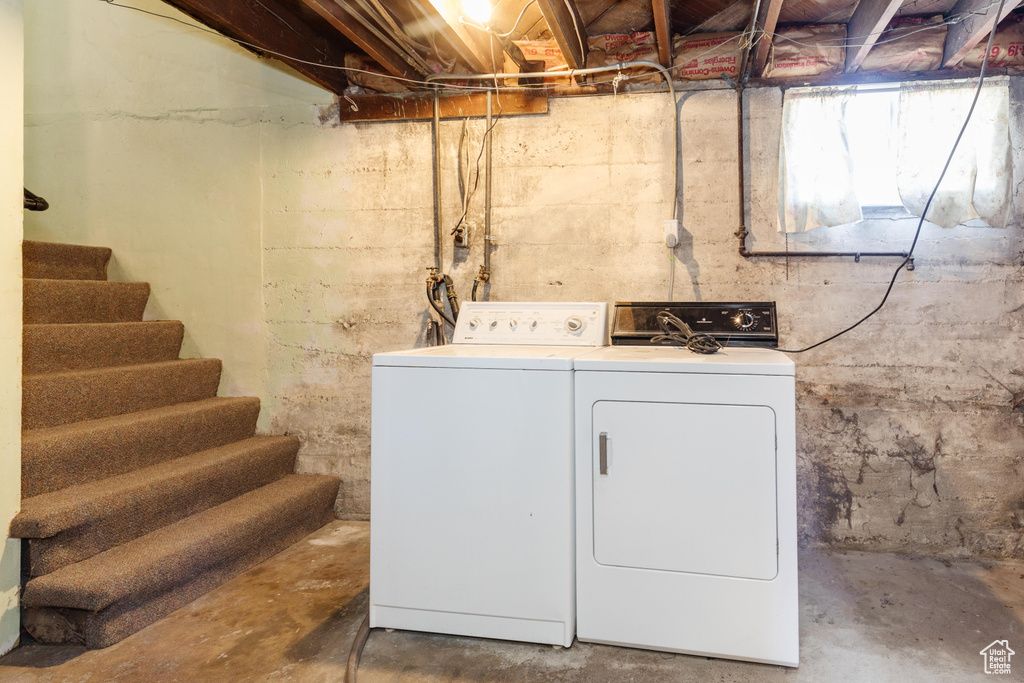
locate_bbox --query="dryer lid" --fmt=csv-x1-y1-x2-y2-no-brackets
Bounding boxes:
573,346,795,375
373,345,590,370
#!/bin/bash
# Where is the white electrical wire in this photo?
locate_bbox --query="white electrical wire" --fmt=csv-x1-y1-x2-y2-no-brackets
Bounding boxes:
98,0,1015,95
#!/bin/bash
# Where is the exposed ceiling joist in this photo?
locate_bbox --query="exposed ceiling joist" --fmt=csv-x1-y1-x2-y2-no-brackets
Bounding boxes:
335,90,549,122
298,0,423,80
406,0,496,73
538,0,590,69
845,0,904,72
749,0,785,77
652,0,673,67
942,0,1022,67
165,0,349,93
578,0,619,24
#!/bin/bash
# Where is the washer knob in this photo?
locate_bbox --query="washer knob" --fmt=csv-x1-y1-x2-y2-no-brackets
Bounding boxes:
468,318,481,330
530,320,538,330
509,319,518,330
489,320,499,330
566,316,584,333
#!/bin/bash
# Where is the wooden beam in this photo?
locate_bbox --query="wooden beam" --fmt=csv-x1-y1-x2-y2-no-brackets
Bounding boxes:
578,0,618,24
652,0,673,67
297,0,422,80
845,0,904,72
749,0,784,77
942,0,1022,67
406,0,494,73
163,0,348,93
335,90,549,122
537,0,589,69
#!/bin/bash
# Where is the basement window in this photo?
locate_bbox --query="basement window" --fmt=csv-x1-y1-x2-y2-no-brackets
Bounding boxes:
778,79,1013,233
843,89,904,210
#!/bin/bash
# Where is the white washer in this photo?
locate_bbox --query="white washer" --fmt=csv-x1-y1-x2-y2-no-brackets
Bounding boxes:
369,302,608,647
573,344,799,667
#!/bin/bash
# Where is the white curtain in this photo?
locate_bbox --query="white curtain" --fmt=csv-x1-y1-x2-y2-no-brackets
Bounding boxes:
778,87,862,233
896,79,1012,229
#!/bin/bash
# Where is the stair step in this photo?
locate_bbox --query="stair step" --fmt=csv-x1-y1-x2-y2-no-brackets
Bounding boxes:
24,279,150,324
24,321,185,375
14,436,299,576
23,359,222,430
22,475,340,649
22,396,261,498
23,241,112,281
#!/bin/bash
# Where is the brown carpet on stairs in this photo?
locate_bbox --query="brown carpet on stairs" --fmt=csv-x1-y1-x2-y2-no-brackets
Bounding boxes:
23,358,223,430
14,240,340,649
22,396,262,497
24,279,151,325
17,435,301,576
22,475,340,649
22,240,111,281
24,321,185,374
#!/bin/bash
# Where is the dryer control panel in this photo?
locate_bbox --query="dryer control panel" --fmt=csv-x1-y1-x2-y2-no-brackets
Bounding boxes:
611,301,778,348
453,302,609,346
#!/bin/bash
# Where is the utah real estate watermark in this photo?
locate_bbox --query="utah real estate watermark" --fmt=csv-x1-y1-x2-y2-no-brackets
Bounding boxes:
980,640,1014,675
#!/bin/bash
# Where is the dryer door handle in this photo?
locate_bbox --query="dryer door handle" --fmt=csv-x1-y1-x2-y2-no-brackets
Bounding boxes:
599,432,608,475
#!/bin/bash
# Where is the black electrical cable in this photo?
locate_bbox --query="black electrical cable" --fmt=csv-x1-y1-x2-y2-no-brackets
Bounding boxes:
777,3,1006,354
651,311,723,354
426,282,456,328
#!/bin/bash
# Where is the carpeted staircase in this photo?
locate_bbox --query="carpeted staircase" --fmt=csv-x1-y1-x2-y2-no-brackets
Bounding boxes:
11,240,340,649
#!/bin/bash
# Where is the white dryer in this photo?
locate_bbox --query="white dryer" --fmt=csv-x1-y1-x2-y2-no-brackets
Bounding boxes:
573,302,798,667
370,302,608,648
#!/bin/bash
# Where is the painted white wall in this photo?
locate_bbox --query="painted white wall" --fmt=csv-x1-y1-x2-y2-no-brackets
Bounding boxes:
23,0,333,417
0,0,24,657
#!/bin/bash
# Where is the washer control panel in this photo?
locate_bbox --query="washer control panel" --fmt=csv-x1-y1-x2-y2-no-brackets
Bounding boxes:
453,302,609,346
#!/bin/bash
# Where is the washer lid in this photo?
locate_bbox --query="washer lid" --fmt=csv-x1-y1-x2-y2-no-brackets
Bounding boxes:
373,345,591,370
574,345,795,375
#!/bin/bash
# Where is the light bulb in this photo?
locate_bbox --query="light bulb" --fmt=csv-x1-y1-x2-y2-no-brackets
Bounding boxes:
462,0,492,24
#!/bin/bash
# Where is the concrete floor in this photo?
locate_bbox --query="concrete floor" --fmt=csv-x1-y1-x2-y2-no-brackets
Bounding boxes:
1,521,1023,682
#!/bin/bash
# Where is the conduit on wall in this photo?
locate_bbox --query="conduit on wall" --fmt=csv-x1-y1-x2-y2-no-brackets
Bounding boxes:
424,61,681,302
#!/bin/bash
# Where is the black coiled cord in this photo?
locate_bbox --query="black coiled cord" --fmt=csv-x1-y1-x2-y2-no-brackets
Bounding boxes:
651,311,723,355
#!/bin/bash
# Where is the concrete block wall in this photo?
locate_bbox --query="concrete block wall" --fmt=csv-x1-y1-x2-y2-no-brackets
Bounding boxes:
23,0,1024,557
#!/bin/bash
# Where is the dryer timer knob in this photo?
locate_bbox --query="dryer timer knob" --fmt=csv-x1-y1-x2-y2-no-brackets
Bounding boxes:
733,312,756,330
566,316,585,333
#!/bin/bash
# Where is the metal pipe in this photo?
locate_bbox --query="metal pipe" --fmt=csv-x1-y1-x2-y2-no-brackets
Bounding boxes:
426,61,680,244
484,90,493,277
432,90,443,271
733,81,747,253
423,61,673,85
728,76,911,266
741,250,911,261
740,0,763,86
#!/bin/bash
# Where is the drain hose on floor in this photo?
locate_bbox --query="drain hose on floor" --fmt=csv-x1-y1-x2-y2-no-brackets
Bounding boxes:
345,611,372,683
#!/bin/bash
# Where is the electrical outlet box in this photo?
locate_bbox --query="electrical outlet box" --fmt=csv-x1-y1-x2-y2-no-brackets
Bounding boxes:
454,224,470,249
664,219,679,248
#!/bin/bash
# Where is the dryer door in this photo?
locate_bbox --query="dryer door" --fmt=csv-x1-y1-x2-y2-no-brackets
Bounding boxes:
591,400,778,580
